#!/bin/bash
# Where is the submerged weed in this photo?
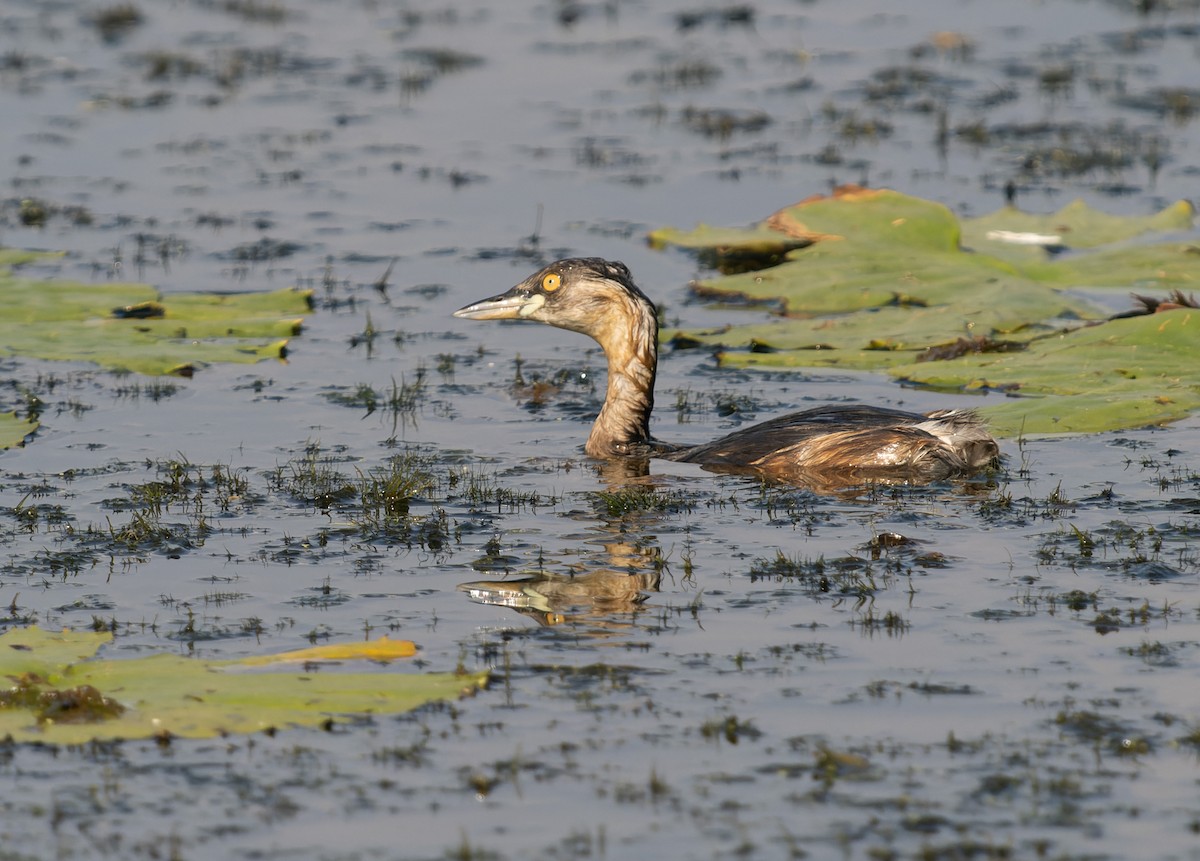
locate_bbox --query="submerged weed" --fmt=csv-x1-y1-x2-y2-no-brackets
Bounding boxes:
1054,708,1150,755
326,383,379,414
219,0,287,24
672,386,761,423
105,508,193,551
852,606,910,636
590,485,696,517
277,445,357,508
27,547,99,580
90,3,144,43
1034,518,1198,577
452,468,557,513
700,714,761,745
323,372,426,424
113,380,178,401
1121,639,1176,667
748,550,882,601
750,486,827,533
6,495,73,534
357,452,438,522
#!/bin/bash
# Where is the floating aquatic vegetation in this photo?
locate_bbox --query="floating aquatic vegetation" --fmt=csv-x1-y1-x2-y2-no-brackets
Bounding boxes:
650,187,1200,436
88,3,144,44
0,411,37,449
0,250,311,380
0,626,486,744
680,106,771,138
0,250,311,447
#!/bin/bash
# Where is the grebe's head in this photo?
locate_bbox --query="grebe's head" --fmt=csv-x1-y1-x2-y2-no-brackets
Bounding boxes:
453,257,654,339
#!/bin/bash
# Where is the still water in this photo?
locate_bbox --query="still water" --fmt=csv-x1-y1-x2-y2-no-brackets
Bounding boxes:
2,0,1200,858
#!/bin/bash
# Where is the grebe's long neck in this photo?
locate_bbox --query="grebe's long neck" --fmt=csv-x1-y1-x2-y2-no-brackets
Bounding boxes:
584,291,658,457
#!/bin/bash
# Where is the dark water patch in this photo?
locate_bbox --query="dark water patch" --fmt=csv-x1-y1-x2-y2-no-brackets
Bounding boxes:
88,3,144,44
680,106,771,138
747,550,888,600
470,241,571,262
860,66,971,106
970,607,1035,621
627,57,723,90
367,220,426,235
401,47,485,75
1119,638,1190,667
675,5,755,32
531,36,656,58
3,197,94,229
218,237,305,263
290,583,352,609
1116,86,1200,121
135,50,207,82
415,165,487,187
573,135,655,170
195,0,289,24
53,594,117,613
670,384,768,424
1125,559,1187,579
865,679,978,698
1055,707,1152,755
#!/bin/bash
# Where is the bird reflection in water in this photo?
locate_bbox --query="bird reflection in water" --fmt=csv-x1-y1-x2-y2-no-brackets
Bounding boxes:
458,568,661,627
459,536,665,628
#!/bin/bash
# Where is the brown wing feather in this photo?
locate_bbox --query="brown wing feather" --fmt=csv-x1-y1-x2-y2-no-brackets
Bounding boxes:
668,404,996,480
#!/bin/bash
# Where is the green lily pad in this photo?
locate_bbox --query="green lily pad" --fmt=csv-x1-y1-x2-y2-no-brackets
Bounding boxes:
961,198,1196,262
648,223,810,270
0,255,312,376
652,188,1200,435
0,248,61,269
896,308,1200,436
0,411,38,449
0,626,487,744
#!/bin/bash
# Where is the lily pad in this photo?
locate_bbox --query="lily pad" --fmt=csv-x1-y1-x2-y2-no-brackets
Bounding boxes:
0,626,487,744
0,248,61,269
961,198,1196,261
896,308,1200,436
0,255,312,376
647,223,811,270
0,410,38,449
651,187,1200,435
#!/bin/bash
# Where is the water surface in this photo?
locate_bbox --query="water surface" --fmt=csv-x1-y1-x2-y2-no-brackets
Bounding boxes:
2,1,1200,858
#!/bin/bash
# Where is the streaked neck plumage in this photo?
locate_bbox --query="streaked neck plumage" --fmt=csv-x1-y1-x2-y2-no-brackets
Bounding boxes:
584,287,658,458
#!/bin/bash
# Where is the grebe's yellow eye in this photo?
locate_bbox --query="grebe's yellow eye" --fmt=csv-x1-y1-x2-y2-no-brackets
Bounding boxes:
541,272,562,292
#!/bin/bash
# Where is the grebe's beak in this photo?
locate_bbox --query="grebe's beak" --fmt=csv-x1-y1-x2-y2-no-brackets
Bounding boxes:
453,286,546,321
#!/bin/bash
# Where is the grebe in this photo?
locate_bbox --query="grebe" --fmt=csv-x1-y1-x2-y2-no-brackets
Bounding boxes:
453,258,998,483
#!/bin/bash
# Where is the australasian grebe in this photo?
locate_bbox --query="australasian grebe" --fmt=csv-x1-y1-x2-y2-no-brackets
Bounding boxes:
453,257,999,482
